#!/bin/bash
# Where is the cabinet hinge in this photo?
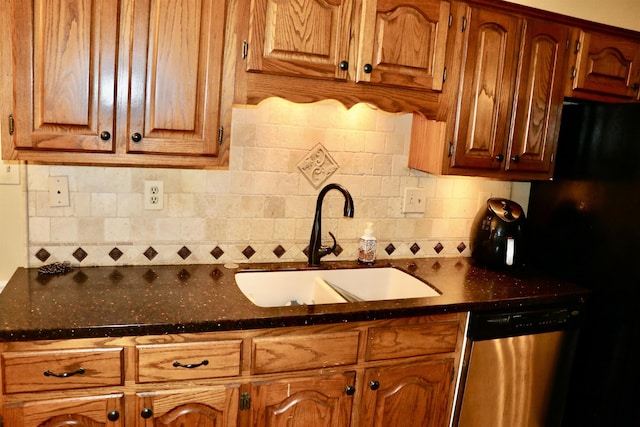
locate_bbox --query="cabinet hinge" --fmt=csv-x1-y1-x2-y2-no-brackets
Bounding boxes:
550,152,554,163
570,66,577,80
443,66,447,83
240,392,251,410
8,114,14,135
574,40,580,54
448,141,454,157
450,367,455,382
448,13,453,28
461,16,467,32
242,40,249,60
218,126,224,145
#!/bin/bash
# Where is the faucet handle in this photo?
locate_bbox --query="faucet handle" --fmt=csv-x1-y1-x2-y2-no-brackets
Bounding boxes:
317,231,338,258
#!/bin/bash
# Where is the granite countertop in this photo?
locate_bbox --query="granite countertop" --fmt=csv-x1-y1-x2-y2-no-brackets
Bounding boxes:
0,257,590,342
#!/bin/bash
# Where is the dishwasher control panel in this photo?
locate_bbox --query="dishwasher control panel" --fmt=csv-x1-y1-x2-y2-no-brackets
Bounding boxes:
468,304,584,341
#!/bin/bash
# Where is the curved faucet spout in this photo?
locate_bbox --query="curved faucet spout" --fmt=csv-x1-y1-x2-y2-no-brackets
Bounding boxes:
308,183,354,266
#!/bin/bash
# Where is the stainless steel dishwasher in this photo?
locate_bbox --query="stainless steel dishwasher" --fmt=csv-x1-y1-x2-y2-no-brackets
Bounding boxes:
454,302,584,427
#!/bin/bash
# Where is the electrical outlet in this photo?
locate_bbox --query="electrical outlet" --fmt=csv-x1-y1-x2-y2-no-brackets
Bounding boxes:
403,187,426,214
49,176,70,207
144,180,164,210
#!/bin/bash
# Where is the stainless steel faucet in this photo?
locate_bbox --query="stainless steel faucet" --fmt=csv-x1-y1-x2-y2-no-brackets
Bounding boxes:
308,183,354,266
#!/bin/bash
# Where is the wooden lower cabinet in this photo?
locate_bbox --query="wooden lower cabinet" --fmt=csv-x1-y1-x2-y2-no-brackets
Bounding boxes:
3,394,124,426
0,313,465,427
359,359,454,427
247,372,355,427
135,386,239,427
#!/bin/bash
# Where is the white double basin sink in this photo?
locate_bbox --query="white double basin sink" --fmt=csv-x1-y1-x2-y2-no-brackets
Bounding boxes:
235,267,440,307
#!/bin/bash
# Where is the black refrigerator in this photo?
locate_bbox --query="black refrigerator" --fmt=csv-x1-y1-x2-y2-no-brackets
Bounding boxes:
527,100,640,427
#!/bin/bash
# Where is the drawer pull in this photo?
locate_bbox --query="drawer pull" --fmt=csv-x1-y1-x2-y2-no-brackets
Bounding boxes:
172,359,209,369
43,367,85,378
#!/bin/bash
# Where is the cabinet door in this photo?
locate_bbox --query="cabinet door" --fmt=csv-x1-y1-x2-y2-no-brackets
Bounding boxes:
11,0,118,153
567,29,640,101
3,394,124,427
246,0,353,80
505,19,570,175
136,386,239,427
359,359,454,427
356,0,450,91
125,0,226,156
248,372,355,427
450,7,521,171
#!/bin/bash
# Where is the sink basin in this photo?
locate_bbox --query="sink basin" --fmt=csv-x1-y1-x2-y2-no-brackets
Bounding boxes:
235,267,440,307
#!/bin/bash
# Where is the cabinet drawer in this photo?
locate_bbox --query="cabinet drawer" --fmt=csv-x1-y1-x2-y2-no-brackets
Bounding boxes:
252,331,360,374
366,318,460,361
2,347,123,394
136,340,242,383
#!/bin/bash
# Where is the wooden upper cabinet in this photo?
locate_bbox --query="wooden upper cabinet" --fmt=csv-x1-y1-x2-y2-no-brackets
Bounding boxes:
505,18,570,175
246,0,353,80
2,0,229,166
246,0,451,92
566,28,640,101
409,5,570,181
11,0,118,153
450,7,521,171
355,0,451,91
125,0,226,157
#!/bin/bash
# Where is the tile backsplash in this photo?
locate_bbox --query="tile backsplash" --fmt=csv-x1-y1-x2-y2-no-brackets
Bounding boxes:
25,98,514,267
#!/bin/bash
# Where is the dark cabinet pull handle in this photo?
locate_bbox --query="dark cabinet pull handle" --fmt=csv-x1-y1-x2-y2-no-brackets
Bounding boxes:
141,408,153,419
345,385,356,395
369,380,380,390
511,155,520,163
44,367,85,378
495,154,504,162
173,359,209,369
107,411,120,421
131,132,142,143
339,60,349,71
100,131,111,141
363,63,373,74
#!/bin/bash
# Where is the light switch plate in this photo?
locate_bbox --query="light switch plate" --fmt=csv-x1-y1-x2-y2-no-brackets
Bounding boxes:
403,187,427,214
0,162,20,185
49,176,70,207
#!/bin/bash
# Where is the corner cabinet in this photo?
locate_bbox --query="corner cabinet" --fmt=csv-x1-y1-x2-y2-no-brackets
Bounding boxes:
565,27,640,102
409,3,570,181
0,0,230,168
0,313,466,427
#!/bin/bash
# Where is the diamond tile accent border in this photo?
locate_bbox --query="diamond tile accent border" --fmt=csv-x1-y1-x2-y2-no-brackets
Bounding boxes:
297,143,339,188
242,246,256,259
36,248,51,262
29,239,470,268
273,245,286,258
177,246,192,260
73,247,88,262
144,247,158,261
109,247,123,261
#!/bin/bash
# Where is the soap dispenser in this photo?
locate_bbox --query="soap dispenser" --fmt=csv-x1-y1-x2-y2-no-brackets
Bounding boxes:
358,222,376,264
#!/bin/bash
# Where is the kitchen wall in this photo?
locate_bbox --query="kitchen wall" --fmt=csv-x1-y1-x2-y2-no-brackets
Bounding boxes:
22,99,514,268
2,0,640,283
504,0,640,31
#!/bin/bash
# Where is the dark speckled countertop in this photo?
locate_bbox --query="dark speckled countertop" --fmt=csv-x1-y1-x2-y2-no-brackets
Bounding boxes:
0,257,589,342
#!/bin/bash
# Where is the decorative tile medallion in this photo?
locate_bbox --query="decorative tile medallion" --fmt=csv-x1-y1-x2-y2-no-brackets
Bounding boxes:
457,242,467,253
297,143,339,188
433,242,444,254
109,247,123,261
210,246,224,259
242,246,256,259
410,243,421,255
273,245,286,258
